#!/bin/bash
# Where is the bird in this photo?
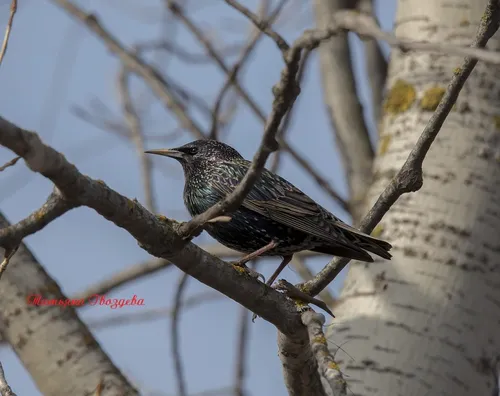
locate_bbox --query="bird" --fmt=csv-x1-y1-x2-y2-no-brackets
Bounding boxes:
145,139,392,286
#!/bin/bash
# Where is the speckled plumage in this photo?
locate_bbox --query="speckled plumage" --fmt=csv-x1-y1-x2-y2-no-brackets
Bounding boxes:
147,140,392,262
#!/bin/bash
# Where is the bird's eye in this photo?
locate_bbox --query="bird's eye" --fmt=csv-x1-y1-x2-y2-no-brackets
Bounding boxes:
184,147,198,155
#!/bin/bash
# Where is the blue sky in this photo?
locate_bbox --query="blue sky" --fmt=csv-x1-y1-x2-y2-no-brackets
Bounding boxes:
0,1,396,394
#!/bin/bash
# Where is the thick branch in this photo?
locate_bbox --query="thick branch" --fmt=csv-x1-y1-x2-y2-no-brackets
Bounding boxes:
303,0,500,297
313,0,374,219
301,310,346,396
0,361,16,396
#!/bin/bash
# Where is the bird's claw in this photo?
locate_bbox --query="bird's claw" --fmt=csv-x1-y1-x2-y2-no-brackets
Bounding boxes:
230,262,265,283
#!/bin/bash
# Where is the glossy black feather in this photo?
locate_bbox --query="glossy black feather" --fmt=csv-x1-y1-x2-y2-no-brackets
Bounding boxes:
158,140,392,261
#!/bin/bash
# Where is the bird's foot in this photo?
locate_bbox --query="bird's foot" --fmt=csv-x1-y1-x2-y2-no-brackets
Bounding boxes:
230,261,265,283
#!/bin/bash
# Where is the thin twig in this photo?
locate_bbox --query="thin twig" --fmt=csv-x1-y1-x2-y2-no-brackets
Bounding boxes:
87,291,221,330
0,245,17,281
210,0,285,139
0,189,76,249
234,305,250,396
303,0,500,297
301,310,346,396
224,0,289,52
53,0,206,139
0,156,20,172
270,49,312,173
73,258,173,301
172,272,189,396
0,360,16,396
117,67,156,212
0,0,17,68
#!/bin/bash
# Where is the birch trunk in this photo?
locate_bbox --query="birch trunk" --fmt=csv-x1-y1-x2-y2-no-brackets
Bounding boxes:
327,1,500,394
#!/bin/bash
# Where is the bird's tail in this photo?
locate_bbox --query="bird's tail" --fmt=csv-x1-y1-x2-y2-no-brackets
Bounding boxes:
353,233,392,260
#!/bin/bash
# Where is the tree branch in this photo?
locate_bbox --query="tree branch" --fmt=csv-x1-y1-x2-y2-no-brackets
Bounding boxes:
172,272,189,396
0,360,16,396
356,0,388,124
313,0,374,220
0,156,20,172
303,0,500,297
301,310,346,396
0,0,17,67
117,67,156,212
52,0,206,139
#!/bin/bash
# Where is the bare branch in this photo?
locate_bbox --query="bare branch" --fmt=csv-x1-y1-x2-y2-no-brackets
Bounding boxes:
270,48,312,173
0,116,304,335
88,291,221,331
172,272,189,396
356,0,388,124
0,156,20,172
0,189,77,250
303,0,500,297
224,0,289,52
73,258,173,301
0,360,16,396
313,0,374,219
233,262,254,396
283,141,349,211
211,0,285,139
0,245,17,280
277,328,326,396
117,67,156,212
0,0,17,67
52,0,206,139
301,310,346,396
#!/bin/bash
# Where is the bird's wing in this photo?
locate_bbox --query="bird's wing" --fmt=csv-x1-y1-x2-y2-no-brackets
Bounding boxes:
212,161,356,244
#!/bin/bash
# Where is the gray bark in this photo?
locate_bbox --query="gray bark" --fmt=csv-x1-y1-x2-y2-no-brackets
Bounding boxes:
326,1,500,395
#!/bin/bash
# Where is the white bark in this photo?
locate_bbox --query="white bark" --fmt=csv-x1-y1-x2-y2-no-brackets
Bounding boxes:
327,1,500,395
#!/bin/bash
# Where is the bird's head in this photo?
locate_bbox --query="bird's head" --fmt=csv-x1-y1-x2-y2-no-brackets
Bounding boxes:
145,139,243,174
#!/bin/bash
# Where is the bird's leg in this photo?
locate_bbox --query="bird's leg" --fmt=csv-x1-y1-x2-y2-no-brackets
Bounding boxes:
266,254,293,287
231,240,279,282
232,240,279,267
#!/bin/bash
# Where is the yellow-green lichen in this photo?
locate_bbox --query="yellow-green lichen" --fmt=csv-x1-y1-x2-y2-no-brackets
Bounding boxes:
292,298,308,309
494,115,500,131
453,67,462,75
328,361,340,370
420,86,446,111
383,80,416,114
371,224,384,238
232,265,249,275
378,135,392,156
312,335,327,345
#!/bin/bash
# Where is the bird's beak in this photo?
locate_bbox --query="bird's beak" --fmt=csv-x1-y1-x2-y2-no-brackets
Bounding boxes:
144,148,184,159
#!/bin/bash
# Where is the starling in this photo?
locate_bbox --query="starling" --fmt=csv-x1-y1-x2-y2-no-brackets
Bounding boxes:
146,140,392,286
